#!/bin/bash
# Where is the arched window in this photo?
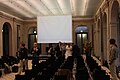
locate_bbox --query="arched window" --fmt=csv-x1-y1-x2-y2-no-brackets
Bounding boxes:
28,27,41,52
2,22,12,56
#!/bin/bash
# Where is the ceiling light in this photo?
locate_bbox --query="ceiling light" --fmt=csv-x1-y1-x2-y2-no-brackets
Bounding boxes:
34,31,37,34
81,30,83,32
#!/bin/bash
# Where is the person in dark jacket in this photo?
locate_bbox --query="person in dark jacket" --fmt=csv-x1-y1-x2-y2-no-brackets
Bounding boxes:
72,44,80,58
31,42,41,68
18,43,28,74
55,41,62,58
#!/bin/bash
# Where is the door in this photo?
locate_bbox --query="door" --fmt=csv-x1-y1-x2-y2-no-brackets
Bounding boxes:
76,32,88,54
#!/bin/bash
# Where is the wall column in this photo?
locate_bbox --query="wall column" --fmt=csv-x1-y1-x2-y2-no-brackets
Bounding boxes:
109,22,118,41
96,28,101,58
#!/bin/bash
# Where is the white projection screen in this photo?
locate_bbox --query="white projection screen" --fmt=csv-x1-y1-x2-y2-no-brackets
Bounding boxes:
37,15,72,43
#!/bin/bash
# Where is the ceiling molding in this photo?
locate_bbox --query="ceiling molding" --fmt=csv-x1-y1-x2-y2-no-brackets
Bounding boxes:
0,11,23,21
23,19,37,22
40,0,56,15
72,17,93,21
0,0,101,20
56,0,64,14
95,0,105,16
70,0,74,15
14,0,42,16
38,0,53,15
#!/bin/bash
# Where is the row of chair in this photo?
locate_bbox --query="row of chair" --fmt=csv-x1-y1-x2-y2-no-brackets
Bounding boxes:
61,56,74,71
15,56,65,80
76,56,89,80
1,56,19,66
0,56,19,76
55,56,74,80
86,55,110,80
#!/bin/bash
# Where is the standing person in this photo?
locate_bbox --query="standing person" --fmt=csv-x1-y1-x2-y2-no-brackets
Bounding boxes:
18,43,28,74
48,44,55,57
55,41,62,57
31,42,41,68
65,43,72,59
83,41,92,56
61,43,66,56
72,44,80,58
109,39,119,80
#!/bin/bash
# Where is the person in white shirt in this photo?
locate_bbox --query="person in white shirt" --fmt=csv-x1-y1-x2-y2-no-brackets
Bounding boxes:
65,43,72,59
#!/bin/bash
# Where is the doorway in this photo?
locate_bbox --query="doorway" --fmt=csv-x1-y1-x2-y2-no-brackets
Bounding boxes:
76,32,88,54
75,26,88,54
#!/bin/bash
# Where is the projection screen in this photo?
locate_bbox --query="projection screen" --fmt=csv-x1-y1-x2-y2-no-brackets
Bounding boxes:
37,15,72,43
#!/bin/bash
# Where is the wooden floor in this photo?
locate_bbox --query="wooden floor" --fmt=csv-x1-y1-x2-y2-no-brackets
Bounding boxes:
0,73,17,80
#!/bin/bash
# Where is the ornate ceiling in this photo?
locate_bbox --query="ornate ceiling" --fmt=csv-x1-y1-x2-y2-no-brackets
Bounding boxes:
0,0,103,20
